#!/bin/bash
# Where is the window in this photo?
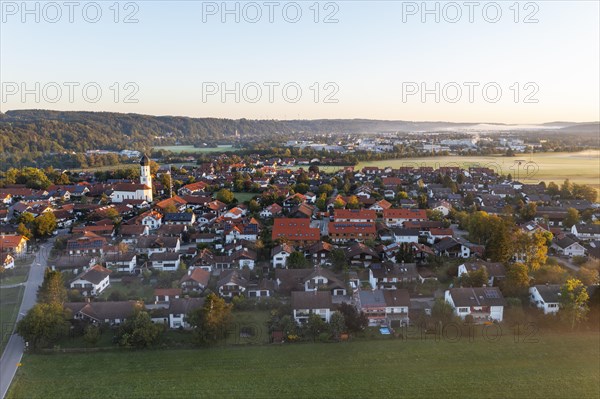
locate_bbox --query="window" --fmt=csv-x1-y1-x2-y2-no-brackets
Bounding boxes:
458,307,469,313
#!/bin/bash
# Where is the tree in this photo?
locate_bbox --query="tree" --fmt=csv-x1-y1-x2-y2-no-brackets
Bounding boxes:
16,222,32,240
485,217,514,263
520,202,537,221
216,188,235,204
502,263,530,297
83,324,101,345
338,302,367,332
18,212,35,225
16,303,70,350
426,209,444,222
318,184,333,196
346,195,360,209
330,249,348,272
188,293,232,344
304,313,327,342
329,311,346,338
287,251,311,269
559,278,589,330
577,266,600,286
563,208,580,228
431,298,455,325
460,267,489,287
546,182,560,197
32,212,57,238
248,199,261,213
118,309,163,348
38,268,67,305
514,230,548,272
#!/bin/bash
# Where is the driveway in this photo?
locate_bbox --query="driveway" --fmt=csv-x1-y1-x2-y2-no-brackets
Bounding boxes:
0,238,54,399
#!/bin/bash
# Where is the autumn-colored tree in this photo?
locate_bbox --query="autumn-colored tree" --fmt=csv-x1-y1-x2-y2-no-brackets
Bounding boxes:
32,212,57,238
16,303,70,350
38,268,67,305
188,293,233,344
502,263,530,297
514,230,548,272
216,188,235,204
559,278,589,330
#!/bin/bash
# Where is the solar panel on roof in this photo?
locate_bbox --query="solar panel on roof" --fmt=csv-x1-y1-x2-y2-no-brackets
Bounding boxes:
484,289,500,299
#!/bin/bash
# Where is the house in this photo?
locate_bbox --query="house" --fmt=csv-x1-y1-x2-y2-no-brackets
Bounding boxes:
149,252,181,272
271,243,294,268
433,237,471,258
260,203,282,218
136,235,180,255
368,263,419,289
141,211,163,230
444,287,505,323
551,236,586,257
1,253,15,270
217,269,248,298
291,291,333,324
392,228,420,244
529,284,561,314
571,224,600,241
328,222,377,243
457,260,506,286
369,199,392,213
119,224,149,244
345,243,379,266
272,218,320,246
104,252,137,273
67,231,107,256
64,301,140,325
0,234,28,257
247,279,276,298
163,212,195,226
178,181,207,196
165,298,205,329
306,241,333,265
333,209,376,223
425,228,454,244
69,265,111,296
357,289,410,327
180,268,211,293
431,200,452,216
50,255,96,274
154,288,181,302
382,209,427,227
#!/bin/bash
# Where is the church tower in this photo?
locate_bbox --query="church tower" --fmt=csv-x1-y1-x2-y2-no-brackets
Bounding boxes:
140,154,153,202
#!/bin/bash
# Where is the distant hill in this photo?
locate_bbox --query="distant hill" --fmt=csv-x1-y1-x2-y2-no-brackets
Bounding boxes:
0,109,597,155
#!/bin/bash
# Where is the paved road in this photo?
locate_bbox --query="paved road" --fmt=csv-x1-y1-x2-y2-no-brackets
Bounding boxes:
0,239,53,399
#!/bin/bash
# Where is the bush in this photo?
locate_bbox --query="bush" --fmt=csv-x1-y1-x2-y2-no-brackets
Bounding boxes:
572,256,588,266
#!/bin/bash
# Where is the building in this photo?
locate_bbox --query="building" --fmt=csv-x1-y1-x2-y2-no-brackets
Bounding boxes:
444,287,505,323
291,291,333,324
333,209,376,223
382,209,427,227
457,260,506,286
552,236,586,257
357,289,410,327
69,265,112,296
328,222,377,243
0,235,28,257
272,218,320,246
529,284,561,314
110,155,153,203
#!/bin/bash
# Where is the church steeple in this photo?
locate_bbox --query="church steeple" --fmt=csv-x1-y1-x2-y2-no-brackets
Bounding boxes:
139,154,153,201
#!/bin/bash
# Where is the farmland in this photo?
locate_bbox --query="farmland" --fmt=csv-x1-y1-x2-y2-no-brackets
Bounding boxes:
153,145,240,153
355,151,600,191
7,332,599,399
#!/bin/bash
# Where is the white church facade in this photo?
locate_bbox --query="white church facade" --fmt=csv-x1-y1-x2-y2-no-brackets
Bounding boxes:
110,154,153,203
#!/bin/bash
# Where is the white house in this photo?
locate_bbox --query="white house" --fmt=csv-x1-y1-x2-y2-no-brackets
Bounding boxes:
571,224,600,241
1,253,15,270
291,291,332,324
357,289,410,327
70,265,111,296
444,287,505,323
457,260,506,287
104,252,137,273
149,252,181,271
529,284,561,314
271,244,293,268
552,236,586,257
392,228,420,244
142,211,163,230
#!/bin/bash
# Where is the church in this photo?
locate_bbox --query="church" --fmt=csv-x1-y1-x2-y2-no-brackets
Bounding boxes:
110,154,153,203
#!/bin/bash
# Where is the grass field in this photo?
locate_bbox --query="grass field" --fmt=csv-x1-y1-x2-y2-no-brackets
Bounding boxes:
154,145,240,153
7,332,599,399
0,286,24,352
233,192,258,203
356,151,600,192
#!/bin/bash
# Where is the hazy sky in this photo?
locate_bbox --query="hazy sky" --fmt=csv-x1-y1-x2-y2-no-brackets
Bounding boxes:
1,1,599,123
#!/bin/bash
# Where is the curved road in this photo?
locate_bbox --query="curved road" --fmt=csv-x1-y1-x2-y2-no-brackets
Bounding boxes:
0,239,54,399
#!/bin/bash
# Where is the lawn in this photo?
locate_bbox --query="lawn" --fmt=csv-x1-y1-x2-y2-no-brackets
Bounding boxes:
226,310,271,345
7,332,599,398
233,192,258,203
98,280,155,303
0,257,33,286
0,286,25,352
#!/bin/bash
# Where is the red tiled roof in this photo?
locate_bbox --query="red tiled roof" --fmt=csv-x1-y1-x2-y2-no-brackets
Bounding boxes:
272,218,320,242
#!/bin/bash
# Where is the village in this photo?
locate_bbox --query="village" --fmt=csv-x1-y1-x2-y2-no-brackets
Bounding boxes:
0,152,598,349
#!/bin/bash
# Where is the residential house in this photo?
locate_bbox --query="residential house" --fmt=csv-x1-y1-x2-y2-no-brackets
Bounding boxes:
345,243,379,266
382,209,427,227
67,231,107,256
444,287,505,323
552,236,586,257
291,291,333,324
368,263,419,289
217,269,248,298
433,237,471,258
149,252,181,272
64,301,140,325
180,268,211,293
1,253,15,270
357,289,410,327
328,222,377,243
154,288,181,302
0,234,28,257
529,284,561,314
271,243,294,268
104,252,137,273
457,260,506,286
69,265,111,296
272,218,320,246
571,224,600,241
